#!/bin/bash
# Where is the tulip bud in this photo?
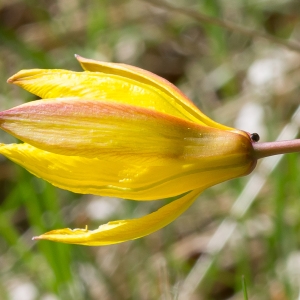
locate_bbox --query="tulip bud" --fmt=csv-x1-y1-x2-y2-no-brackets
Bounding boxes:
0,56,256,245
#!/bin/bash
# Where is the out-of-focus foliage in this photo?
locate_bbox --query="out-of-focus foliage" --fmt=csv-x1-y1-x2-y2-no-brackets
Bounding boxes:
1,0,300,299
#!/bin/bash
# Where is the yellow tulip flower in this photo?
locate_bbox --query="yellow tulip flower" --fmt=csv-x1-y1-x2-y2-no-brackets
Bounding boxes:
0,55,256,246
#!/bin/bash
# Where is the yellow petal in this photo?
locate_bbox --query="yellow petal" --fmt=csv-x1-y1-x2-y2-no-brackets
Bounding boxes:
7,56,241,134
32,188,202,246
0,143,255,200
75,55,239,132
7,68,202,124
0,98,250,161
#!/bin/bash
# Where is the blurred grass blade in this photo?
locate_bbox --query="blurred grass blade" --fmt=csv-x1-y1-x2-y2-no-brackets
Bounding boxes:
242,276,249,300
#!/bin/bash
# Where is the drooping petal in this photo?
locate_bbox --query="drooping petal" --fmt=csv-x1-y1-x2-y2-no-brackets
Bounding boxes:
0,143,255,200
0,98,252,162
32,188,202,246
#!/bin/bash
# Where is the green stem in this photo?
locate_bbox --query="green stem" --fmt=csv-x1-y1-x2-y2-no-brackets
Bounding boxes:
253,139,300,159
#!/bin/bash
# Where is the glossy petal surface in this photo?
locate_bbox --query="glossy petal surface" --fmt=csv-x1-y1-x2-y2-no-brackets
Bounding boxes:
7,68,201,123
75,55,237,132
0,142,254,200
7,56,244,135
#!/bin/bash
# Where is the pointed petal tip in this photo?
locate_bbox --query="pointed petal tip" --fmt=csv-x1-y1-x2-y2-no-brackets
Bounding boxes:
75,54,86,61
6,72,24,84
31,227,92,245
7,77,13,84
7,72,24,84
6,69,43,84
32,229,73,242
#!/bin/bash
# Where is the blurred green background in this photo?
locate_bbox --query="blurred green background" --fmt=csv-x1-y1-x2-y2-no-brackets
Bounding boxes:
1,0,300,299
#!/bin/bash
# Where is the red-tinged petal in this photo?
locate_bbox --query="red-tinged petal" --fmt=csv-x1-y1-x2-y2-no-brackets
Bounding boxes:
32,188,202,246
0,98,252,163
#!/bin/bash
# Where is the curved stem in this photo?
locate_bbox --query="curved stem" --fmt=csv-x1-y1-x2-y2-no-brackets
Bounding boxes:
143,0,300,53
253,139,300,159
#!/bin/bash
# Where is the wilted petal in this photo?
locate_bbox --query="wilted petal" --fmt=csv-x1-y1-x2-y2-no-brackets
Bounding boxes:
0,143,255,200
32,188,202,246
